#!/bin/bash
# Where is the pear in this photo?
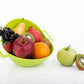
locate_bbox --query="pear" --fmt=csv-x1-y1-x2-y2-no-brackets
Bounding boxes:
13,18,25,36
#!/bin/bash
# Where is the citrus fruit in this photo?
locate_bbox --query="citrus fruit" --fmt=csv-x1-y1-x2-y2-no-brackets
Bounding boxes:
34,42,50,59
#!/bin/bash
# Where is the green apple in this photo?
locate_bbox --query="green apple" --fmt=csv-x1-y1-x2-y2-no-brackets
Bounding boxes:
57,45,77,66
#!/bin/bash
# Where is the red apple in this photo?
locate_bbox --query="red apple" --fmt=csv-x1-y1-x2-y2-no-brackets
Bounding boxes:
12,37,34,58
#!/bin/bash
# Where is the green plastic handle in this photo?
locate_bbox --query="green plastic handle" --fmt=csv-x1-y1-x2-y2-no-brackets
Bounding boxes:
43,30,53,42
0,37,8,58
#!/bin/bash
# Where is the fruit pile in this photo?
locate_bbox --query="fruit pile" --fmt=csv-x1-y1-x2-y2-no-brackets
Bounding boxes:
0,19,50,59
1,18,83,70
57,45,84,70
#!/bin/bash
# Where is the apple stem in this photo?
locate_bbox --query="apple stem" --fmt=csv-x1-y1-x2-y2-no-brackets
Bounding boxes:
22,38,25,44
22,18,24,22
66,45,70,51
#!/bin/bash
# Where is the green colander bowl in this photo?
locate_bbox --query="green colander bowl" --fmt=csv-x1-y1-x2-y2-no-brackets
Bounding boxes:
0,18,54,67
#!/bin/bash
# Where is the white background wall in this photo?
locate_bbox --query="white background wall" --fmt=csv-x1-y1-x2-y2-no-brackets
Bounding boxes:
0,0,84,84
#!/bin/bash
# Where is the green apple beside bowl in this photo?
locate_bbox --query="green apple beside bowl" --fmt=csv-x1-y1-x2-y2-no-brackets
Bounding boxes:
0,18,54,67
57,46,76,66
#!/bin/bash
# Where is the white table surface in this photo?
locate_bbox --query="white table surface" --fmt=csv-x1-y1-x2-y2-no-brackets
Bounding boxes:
0,0,84,84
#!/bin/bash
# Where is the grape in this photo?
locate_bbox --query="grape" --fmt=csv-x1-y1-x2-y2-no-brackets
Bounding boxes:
14,33,20,38
7,28,14,34
9,30,14,34
3,34,9,41
7,28,11,31
10,39,13,43
9,36,13,40
0,29,3,36
1,27,21,43
3,29,8,33
9,34,15,40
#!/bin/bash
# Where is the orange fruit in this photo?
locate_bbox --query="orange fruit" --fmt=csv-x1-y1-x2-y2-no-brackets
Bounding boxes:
34,42,50,59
